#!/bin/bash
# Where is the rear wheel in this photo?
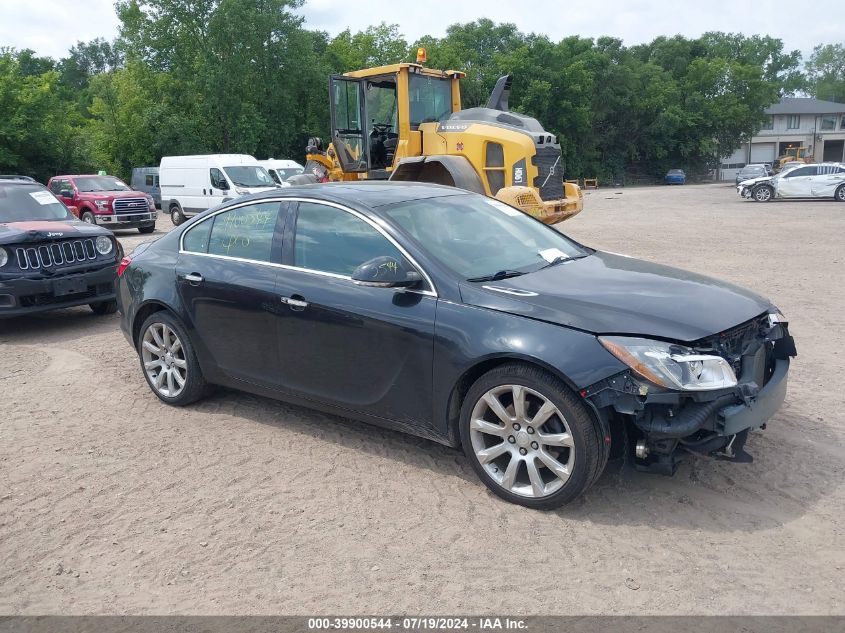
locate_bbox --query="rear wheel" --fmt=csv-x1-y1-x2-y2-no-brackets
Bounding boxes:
138,311,207,406
460,363,605,509
752,185,773,202
170,204,185,226
836,185,845,202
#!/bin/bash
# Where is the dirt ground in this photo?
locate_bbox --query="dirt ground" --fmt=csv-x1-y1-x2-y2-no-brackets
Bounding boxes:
1,183,843,615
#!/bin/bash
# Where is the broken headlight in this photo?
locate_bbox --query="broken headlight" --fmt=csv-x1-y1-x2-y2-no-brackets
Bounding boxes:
599,336,738,391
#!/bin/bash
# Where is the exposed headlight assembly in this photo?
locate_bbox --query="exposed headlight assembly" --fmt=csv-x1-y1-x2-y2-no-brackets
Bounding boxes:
0,246,7,267
95,236,114,255
599,336,737,391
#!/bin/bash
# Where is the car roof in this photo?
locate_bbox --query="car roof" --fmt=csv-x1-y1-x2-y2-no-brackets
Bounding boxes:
254,181,471,208
0,177,43,186
50,174,117,179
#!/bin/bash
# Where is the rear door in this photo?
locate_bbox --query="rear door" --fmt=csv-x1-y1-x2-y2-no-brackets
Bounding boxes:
777,165,817,197
176,199,288,388
811,164,845,197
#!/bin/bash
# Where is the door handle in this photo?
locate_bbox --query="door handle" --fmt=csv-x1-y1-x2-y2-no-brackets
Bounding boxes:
184,272,203,285
280,295,308,310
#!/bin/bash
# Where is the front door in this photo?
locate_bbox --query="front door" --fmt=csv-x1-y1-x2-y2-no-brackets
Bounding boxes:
274,200,437,428
329,75,369,173
777,165,817,198
176,199,288,388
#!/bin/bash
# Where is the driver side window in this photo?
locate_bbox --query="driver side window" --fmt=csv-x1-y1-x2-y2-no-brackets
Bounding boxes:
210,168,227,190
293,202,407,277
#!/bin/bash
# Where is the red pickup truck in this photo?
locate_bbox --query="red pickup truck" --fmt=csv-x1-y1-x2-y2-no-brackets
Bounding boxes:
47,174,158,234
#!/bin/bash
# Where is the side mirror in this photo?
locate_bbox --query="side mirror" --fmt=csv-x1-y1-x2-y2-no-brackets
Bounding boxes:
352,256,422,288
60,189,73,198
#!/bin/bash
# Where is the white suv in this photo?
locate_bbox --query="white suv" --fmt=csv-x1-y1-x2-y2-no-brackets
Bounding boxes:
738,163,845,202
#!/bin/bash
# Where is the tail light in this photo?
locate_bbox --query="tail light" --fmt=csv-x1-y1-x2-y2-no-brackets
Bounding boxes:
117,255,132,277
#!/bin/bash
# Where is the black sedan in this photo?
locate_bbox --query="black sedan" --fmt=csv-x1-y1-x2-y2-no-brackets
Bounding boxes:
117,183,796,509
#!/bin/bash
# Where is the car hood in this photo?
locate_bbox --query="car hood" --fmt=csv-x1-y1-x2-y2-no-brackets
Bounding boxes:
458,251,774,342
77,190,146,199
738,175,774,187
0,219,109,244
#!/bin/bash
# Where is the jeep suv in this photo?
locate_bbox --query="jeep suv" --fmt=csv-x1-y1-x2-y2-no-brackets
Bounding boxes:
0,178,120,317
47,174,157,234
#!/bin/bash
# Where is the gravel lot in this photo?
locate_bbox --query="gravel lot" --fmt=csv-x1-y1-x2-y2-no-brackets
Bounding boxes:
1,184,843,615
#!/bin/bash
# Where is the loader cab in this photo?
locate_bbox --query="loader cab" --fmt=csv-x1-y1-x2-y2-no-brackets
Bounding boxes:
329,64,463,178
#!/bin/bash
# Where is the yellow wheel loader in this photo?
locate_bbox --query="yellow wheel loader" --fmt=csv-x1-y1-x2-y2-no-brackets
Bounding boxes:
296,52,582,224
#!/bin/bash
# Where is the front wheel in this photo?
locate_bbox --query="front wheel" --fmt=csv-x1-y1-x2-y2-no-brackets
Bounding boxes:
138,311,208,406
460,364,605,509
81,210,96,224
836,185,845,202
752,185,773,202
138,225,155,234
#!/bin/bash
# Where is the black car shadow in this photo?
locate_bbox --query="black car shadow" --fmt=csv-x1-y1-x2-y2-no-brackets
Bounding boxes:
190,387,827,533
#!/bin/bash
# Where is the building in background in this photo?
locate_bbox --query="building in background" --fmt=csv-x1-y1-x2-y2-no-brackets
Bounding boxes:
719,98,845,181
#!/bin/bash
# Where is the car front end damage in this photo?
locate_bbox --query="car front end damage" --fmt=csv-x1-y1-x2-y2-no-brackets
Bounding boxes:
582,312,796,474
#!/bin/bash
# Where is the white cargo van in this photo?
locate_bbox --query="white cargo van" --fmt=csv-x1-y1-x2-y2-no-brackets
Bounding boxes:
258,159,304,186
159,154,278,225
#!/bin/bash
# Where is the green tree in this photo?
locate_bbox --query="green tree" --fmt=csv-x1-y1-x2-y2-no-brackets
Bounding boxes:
804,43,845,102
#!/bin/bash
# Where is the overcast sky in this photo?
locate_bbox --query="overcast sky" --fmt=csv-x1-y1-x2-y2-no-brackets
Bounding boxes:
1,0,842,61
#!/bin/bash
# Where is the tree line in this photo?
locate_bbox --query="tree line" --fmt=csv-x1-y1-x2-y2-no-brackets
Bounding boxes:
1,0,844,184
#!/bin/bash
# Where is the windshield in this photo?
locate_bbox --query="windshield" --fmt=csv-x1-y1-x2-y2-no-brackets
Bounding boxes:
74,176,131,192
0,184,74,222
224,166,274,188
409,75,453,128
275,168,303,180
382,194,588,279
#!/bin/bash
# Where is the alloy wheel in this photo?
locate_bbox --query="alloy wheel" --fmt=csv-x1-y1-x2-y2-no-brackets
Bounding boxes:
754,186,772,202
837,187,845,202
141,322,187,398
469,384,575,498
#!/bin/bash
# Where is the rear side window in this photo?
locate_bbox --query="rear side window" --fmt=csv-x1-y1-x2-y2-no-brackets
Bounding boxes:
145,175,154,186
182,220,212,253
293,202,404,276
187,201,282,261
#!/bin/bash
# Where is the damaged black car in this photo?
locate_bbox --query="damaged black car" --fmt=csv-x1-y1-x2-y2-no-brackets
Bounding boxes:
118,183,796,509
0,178,121,317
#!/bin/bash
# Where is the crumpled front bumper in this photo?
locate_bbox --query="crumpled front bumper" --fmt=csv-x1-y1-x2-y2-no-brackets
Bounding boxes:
717,358,789,435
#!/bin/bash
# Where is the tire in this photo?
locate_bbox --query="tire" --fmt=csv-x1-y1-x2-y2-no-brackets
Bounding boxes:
81,210,96,224
170,204,185,226
137,311,207,406
138,225,155,234
89,300,117,315
459,363,605,509
752,185,773,202
836,185,845,202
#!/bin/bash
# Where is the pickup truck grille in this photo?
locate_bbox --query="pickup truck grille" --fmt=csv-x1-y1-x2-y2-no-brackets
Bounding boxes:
15,238,97,270
532,146,564,201
113,197,149,214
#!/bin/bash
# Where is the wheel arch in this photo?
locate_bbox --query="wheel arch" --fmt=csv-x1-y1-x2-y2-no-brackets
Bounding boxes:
131,300,177,350
445,353,581,448
389,155,486,195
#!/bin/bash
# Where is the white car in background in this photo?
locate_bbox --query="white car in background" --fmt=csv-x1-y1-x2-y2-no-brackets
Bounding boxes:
737,163,845,202
258,159,304,187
